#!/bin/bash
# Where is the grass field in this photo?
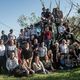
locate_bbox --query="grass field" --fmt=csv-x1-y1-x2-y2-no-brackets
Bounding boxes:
0,68,80,80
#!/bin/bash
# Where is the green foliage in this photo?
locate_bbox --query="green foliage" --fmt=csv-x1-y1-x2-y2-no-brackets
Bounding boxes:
68,16,80,41
18,15,28,28
18,13,41,28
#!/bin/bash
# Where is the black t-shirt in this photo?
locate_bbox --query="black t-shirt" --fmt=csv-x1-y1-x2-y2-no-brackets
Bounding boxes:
1,34,8,43
45,12,51,18
21,47,32,59
41,12,46,17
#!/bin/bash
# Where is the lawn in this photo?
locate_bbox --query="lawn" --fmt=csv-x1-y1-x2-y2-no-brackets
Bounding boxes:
0,68,80,80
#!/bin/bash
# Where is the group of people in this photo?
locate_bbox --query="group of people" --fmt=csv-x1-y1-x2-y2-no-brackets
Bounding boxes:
0,7,80,77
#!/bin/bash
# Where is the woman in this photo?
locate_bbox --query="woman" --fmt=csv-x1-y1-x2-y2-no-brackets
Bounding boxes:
43,55,55,71
21,59,34,74
16,42,22,64
17,42,34,75
6,39,17,58
33,55,48,74
50,42,60,69
6,51,29,77
47,49,53,62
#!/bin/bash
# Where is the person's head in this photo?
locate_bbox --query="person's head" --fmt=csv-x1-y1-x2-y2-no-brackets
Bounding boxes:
42,7,46,12
73,42,80,49
41,42,45,47
46,8,49,12
63,22,69,28
31,35,35,40
30,24,34,29
45,54,49,61
0,39,4,45
9,39,15,45
1,30,5,35
24,42,30,48
47,50,52,59
20,29,24,33
55,41,59,47
62,39,67,45
67,40,71,45
34,55,40,62
45,27,49,31
10,29,13,34
24,28,26,32
60,55,65,60
10,51,15,59
34,39,38,44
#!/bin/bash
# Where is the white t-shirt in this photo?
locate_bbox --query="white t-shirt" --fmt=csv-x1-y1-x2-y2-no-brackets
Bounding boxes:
0,45,5,56
60,44,69,54
6,45,17,58
6,57,19,71
58,26,66,34
39,46,47,57
8,33,16,40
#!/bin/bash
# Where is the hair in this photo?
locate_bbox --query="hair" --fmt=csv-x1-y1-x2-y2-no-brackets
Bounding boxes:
9,50,15,57
0,39,4,44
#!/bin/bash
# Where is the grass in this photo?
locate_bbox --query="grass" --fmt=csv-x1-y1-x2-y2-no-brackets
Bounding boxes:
0,68,80,80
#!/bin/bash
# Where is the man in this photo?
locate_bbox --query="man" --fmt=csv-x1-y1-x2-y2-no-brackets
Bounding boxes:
8,29,16,40
1,30,8,45
41,7,46,20
30,25,37,37
21,42,33,68
39,42,47,60
52,7,63,25
44,27,52,49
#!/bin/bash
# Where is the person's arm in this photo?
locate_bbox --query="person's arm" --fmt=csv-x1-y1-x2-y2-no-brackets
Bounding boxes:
15,58,19,65
40,61,45,71
74,50,78,58
21,49,24,60
6,59,10,71
45,47,47,55
15,47,18,58
33,63,38,72
5,46,8,59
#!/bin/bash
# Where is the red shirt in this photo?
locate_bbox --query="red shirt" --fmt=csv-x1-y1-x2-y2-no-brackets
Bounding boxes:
18,48,22,64
44,31,52,40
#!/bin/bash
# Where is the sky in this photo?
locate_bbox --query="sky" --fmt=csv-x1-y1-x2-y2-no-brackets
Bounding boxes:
0,0,80,37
